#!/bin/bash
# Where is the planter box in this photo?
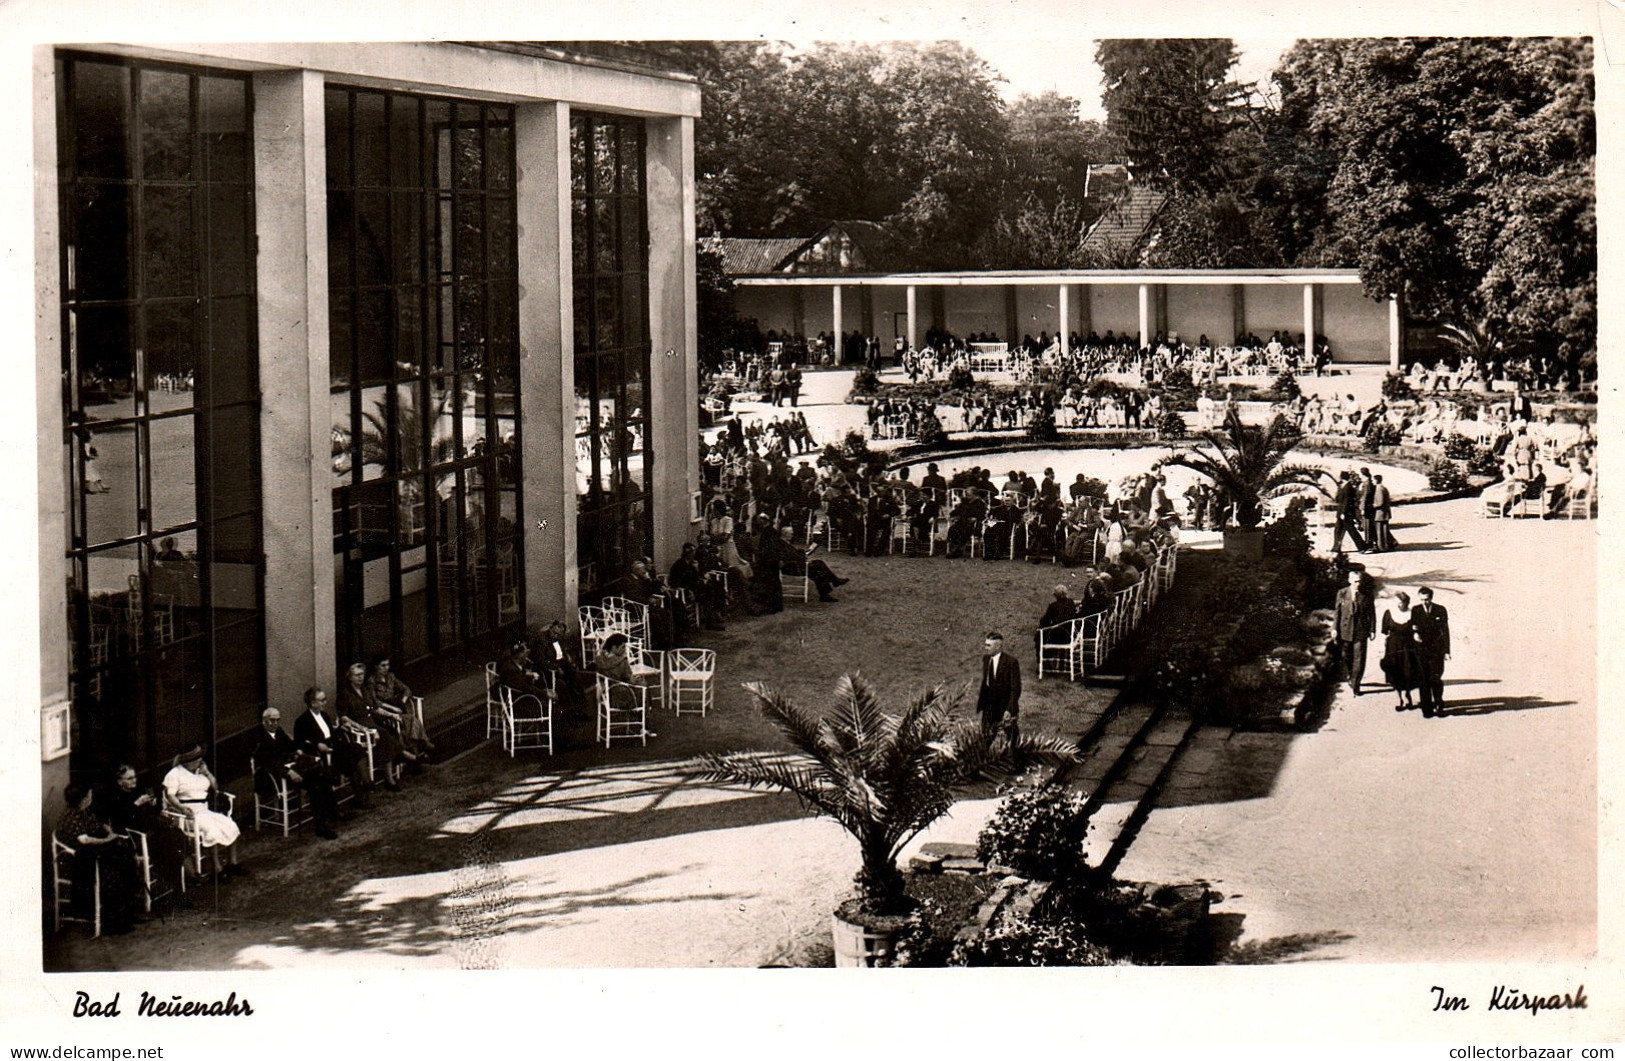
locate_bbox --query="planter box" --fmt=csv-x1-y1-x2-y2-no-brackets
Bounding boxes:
831,908,906,968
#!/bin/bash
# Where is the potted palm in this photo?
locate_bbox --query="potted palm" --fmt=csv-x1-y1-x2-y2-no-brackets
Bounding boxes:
698,674,1076,967
1158,408,1329,559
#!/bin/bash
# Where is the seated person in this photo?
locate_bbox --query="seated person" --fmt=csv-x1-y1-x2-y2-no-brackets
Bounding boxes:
770,525,847,602
296,686,372,805
497,636,555,703
366,656,434,756
55,782,142,934
529,619,588,707
1036,584,1079,654
338,660,415,782
249,706,341,840
161,744,244,880
592,633,652,724
103,763,188,907
670,542,727,630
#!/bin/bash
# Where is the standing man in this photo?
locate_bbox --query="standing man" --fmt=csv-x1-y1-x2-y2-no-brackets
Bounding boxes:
1356,468,1376,550
786,363,803,408
976,632,1022,748
1371,474,1394,552
1331,471,1367,553
1411,586,1452,717
1334,569,1377,696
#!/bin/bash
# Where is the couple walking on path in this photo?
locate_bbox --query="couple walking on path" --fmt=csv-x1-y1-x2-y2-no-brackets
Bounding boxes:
1336,569,1452,716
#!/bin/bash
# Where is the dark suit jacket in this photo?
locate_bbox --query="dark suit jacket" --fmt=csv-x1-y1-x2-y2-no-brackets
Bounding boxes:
1038,599,1078,641
1412,602,1451,658
249,726,302,776
1335,585,1376,641
294,708,352,758
976,652,1022,721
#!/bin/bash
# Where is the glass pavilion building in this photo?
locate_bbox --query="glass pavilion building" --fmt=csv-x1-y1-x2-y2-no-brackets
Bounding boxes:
32,42,702,810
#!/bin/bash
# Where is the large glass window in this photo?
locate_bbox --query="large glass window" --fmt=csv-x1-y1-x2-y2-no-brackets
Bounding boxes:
571,112,650,591
58,53,264,777
327,88,521,673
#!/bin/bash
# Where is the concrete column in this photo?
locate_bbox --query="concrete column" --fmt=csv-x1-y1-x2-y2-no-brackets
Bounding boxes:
905,285,917,350
1388,294,1402,371
1302,283,1316,361
645,115,699,573
34,49,69,813
1058,285,1070,354
1232,284,1246,342
831,284,843,352
1137,283,1150,348
515,101,576,626
253,70,336,716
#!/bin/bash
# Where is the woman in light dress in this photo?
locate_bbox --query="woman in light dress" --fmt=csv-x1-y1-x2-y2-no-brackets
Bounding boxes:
707,500,752,580
161,744,244,880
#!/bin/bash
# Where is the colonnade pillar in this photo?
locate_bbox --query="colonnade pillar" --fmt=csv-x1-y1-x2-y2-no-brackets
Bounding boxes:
906,285,917,351
1137,283,1150,348
1058,285,1070,354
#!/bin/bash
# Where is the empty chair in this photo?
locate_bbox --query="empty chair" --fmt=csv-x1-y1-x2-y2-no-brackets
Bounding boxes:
602,596,650,643
627,638,666,711
501,685,554,756
667,648,717,716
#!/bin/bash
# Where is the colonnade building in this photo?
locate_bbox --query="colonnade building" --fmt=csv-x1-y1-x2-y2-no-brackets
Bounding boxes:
32,42,702,807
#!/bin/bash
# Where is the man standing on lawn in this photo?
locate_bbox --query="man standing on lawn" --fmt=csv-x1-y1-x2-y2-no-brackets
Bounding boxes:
976,632,1022,748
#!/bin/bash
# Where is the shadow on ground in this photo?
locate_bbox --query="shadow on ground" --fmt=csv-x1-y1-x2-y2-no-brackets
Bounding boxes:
1203,912,1356,963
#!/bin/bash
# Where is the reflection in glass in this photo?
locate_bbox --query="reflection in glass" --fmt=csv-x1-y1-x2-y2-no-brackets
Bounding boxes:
144,301,196,411
148,414,196,532
72,304,136,422
330,389,353,485
207,295,255,405
73,61,132,180
357,383,389,481
199,76,248,182
75,184,132,300
139,69,192,181
207,183,249,296
142,185,198,297
81,426,138,546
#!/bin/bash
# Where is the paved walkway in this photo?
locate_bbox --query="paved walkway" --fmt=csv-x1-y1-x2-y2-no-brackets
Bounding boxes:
1117,496,1597,962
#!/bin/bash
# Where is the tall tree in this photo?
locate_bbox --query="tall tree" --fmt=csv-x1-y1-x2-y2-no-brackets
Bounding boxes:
1095,38,1244,196
1266,37,1595,359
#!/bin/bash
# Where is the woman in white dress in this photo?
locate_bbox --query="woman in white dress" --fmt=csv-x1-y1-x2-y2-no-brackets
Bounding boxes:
706,500,752,580
162,744,244,880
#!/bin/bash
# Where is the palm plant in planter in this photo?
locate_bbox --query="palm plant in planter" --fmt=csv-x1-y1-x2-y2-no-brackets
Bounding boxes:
697,674,1076,966
1158,408,1329,556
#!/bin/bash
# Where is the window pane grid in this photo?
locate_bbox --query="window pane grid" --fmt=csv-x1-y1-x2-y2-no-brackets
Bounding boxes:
326,85,521,666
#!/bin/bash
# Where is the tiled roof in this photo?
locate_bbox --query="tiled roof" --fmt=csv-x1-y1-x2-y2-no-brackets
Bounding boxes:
719,237,812,276
1079,182,1169,260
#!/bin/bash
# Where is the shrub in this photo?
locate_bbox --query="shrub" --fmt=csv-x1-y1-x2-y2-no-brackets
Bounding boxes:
949,911,1116,967
1263,496,1314,566
946,364,975,392
1073,475,1110,500
1427,457,1471,492
1442,435,1476,460
1468,445,1501,477
977,786,1095,882
1363,422,1402,451
850,367,879,396
1027,404,1059,442
915,413,947,448
1265,370,1302,403
1381,372,1414,400
1154,411,1187,440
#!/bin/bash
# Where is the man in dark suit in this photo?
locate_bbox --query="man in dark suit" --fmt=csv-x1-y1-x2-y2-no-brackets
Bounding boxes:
295,686,371,806
976,632,1022,747
1411,586,1452,716
1334,568,1377,695
252,706,341,839
529,619,588,709
920,463,948,500
1356,468,1376,550
1332,471,1368,553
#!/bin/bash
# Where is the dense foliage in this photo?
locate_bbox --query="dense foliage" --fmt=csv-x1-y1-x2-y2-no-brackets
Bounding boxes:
976,785,1096,882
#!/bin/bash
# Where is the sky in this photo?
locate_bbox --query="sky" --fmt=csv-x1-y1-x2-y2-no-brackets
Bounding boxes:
974,37,1297,120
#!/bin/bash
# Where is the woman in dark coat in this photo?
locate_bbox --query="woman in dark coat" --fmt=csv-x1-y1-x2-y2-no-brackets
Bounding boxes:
1380,591,1424,710
55,782,141,934
103,764,188,908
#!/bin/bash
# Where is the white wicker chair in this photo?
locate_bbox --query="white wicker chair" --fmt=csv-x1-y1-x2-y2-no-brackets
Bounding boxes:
595,673,652,748
667,648,717,716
